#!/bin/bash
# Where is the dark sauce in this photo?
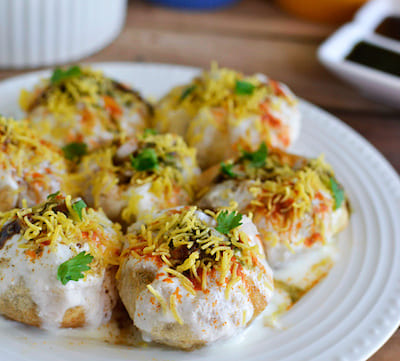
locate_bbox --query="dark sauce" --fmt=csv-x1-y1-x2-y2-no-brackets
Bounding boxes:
345,41,400,78
375,16,400,41
0,219,22,249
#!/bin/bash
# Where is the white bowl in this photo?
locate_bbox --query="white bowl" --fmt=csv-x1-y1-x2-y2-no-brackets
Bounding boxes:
318,0,400,109
0,0,127,69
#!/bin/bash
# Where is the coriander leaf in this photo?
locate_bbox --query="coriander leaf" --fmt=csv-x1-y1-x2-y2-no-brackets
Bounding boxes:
62,142,88,161
51,65,82,85
47,191,60,200
241,142,268,168
57,251,93,285
72,199,87,221
330,177,345,210
130,148,159,171
235,80,255,95
220,162,237,178
180,85,196,101
216,210,243,235
143,128,158,137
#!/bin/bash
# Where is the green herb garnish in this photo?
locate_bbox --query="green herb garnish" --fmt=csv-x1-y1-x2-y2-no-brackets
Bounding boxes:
47,191,60,200
130,148,159,171
180,85,196,101
57,251,94,285
220,162,237,178
235,80,255,95
330,177,345,210
50,65,82,85
241,142,268,168
143,128,158,137
62,142,88,161
216,210,243,235
72,199,87,221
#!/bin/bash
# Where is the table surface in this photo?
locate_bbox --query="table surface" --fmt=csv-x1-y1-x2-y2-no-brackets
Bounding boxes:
0,0,399,359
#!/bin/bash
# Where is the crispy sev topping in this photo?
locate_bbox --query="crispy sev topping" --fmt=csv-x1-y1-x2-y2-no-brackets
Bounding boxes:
0,117,65,173
20,67,150,116
0,117,68,198
19,67,152,147
79,132,198,223
0,193,121,267
212,148,346,244
158,63,294,119
123,206,259,295
154,63,298,149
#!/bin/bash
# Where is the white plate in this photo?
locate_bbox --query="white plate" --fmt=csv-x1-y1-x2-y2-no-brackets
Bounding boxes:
1,62,400,361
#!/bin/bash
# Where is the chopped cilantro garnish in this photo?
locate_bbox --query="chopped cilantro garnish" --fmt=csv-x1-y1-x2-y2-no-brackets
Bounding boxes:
216,210,243,235
330,177,345,210
220,162,237,178
47,191,60,200
72,199,87,221
143,128,158,137
235,80,255,95
50,65,82,85
130,148,159,171
180,85,196,101
241,142,268,168
62,142,88,161
57,251,94,285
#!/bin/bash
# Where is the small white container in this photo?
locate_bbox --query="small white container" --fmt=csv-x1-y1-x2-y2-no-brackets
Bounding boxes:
318,0,400,109
0,0,127,69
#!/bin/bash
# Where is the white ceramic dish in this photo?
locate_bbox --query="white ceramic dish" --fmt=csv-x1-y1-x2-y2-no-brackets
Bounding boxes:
318,0,400,109
1,62,400,361
0,0,127,69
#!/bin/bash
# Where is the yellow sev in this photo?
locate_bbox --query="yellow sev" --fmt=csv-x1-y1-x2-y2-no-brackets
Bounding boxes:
20,67,141,117
79,132,199,223
0,117,68,195
154,63,297,148
213,149,338,249
0,194,122,268
123,206,261,323
19,67,150,146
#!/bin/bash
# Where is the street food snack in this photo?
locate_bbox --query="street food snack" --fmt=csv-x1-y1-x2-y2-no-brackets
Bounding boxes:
0,117,68,212
20,66,152,152
78,131,200,223
117,206,274,349
198,144,349,298
0,193,122,329
153,64,300,168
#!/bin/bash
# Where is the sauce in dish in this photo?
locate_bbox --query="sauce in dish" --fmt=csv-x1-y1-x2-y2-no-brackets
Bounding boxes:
345,41,400,78
375,16,400,41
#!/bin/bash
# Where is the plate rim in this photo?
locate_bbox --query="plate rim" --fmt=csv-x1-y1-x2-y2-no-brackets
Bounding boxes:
0,61,399,361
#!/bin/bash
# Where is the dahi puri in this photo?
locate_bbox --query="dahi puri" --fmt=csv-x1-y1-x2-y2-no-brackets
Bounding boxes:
78,131,200,224
198,144,349,296
0,193,122,329
153,64,300,169
117,206,274,349
0,117,68,212
19,66,152,151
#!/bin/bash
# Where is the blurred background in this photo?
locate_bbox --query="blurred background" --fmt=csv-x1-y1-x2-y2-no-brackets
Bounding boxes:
0,0,398,174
